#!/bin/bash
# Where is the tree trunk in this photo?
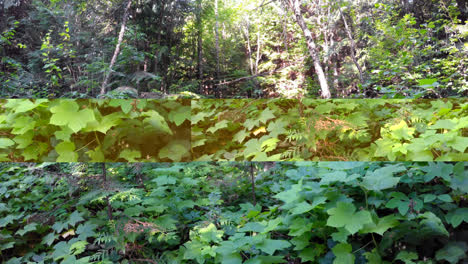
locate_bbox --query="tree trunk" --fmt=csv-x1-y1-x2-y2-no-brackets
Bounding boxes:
100,0,133,95
255,31,261,75
214,0,221,97
243,20,255,76
288,0,331,98
338,4,364,84
196,0,204,94
249,162,256,206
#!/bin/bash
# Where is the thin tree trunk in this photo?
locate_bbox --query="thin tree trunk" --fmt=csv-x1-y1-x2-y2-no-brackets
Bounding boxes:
249,162,256,206
333,59,339,94
288,0,331,98
100,0,132,95
338,4,364,84
255,31,261,75
243,20,255,76
101,163,113,221
196,0,204,93
214,0,221,97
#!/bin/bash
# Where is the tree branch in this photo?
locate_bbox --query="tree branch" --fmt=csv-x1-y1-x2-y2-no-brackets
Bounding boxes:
214,65,290,86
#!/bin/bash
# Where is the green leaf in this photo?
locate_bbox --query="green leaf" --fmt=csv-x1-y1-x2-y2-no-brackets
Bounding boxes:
299,245,325,262
327,202,372,234
238,222,265,232
243,138,263,158
290,233,311,250
233,129,249,143
11,116,36,134
142,110,173,135
364,249,383,264
218,253,242,264
108,99,133,114
13,131,34,149
274,182,302,205
50,101,95,133
42,232,57,246
198,223,223,243
256,239,291,255
418,78,438,86
11,99,42,113
119,149,141,162
159,140,190,162
153,175,177,185
52,221,68,233
315,102,335,114
421,163,453,182
331,228,350,242
56,141,78,162
0,138,15,148
447,136,468,153
69,240,88,255
168,106,191,126
332,243,355,264
67,211,84,227
445,208,468,227
267,119,288,137
435,242,468,264
430,119,456,130
15,223,38,236
52,241,71,261
389,120,415,140
395,251,418,264
386,192,410,215
361,215,399,235
419,212,449,236
76,223,97,240
288,217,313,237
261,137,279,152
86,147,105,162
451,162,468,193
54,127,74,141
207,120,229,133
244,118,261,130
319,171,350,184
258,108,275,124
437,194,452,202
362,165,406,191
90,112,124,134
290,202,315,215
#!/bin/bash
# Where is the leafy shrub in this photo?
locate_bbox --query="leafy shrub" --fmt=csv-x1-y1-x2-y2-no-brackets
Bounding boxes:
0,99,191,162
0,162,467,263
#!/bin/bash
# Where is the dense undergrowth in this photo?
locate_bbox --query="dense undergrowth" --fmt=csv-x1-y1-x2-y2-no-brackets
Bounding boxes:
0,162,467,263
0,99,191,162
193,99,468,161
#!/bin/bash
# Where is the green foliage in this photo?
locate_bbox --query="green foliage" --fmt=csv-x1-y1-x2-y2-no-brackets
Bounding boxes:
193,99,468,161
1,162,466,263
0,99,191,162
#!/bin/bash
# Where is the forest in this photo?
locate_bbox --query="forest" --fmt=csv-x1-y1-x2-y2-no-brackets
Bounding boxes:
0,0,467,99
0,162,467,264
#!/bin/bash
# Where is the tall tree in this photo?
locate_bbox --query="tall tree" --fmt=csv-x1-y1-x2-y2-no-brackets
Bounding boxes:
338,2,364,84
196,0,204,93
100,0,133,95
286,0,331,98
214,0,221,97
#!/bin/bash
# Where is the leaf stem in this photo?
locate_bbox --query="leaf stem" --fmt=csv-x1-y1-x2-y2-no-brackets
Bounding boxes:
76,138,97,153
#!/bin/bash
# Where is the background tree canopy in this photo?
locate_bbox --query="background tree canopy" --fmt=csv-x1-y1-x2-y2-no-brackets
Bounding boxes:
0,0,466,98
